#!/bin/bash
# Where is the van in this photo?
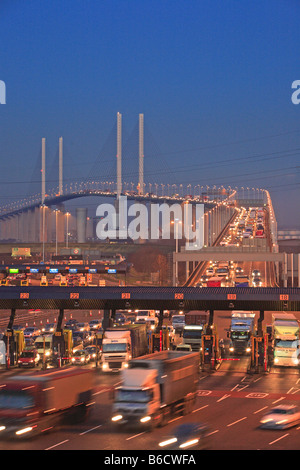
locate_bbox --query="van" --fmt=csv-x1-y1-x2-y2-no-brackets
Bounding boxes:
135,310,155,322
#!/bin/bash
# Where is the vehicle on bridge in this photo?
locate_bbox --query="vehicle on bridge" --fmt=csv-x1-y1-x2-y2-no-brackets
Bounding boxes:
111,350,198,429
272,313,300,367
227,312,255,355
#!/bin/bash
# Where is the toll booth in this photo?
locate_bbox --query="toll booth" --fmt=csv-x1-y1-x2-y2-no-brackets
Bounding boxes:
201,325,220,370
148,329,170,353
0,279,8,286
251,333,268,373
3,329,25,367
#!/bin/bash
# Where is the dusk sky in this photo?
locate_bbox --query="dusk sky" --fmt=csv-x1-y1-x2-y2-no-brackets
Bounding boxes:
0,0,299,227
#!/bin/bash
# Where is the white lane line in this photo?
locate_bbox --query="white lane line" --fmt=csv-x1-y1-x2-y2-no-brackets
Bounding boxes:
227,417,247,427
45,440,69,450
217,394,231,402
79,424,102,435
253,406,268,414
230,384,240,392
206,429,219,436
272,397,286,404
92,389,110,396
269,434,289,446
192,405,209,413
254,377,262,383
237,385,249,392
168,416,184,424
126,431,146,441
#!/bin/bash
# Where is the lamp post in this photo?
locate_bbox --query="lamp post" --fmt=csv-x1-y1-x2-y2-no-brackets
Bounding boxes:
55,209,59,256
66,212,70,248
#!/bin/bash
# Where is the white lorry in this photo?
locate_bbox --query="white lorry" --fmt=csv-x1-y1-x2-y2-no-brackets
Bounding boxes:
111,350,199,429
272,313,300,367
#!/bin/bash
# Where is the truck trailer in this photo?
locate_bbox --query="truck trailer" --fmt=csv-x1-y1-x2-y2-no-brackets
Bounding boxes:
272,313,300,367
0,367,94,438
228,312,255,355
101,324,148,372
111,350,199,429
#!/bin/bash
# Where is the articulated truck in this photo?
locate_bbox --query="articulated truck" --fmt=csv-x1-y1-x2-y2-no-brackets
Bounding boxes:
0,368,94,438
228,312,256,355
272,313,300,367
111,350,199,429
101,324,148,372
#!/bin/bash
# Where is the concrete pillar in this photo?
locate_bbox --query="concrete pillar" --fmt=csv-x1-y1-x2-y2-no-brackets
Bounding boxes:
76,207,87,243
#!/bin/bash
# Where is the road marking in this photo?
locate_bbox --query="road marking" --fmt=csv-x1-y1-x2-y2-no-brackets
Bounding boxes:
198,390,212,396
45,440,69,450
246,392,268,399
269,434,289,446
272,397,286,404
254,377,262,383
217,394,231,402
227,417,247,427
79,424,102,435
92,389,110,396
237,385,249,392
168,416,184,424
230,384,240,392
206,429,219,436
192,405,209,413
253,406,268,414
126,431,146,441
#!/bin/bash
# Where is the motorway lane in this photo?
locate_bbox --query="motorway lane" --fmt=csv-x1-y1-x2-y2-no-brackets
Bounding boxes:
2,362,300,450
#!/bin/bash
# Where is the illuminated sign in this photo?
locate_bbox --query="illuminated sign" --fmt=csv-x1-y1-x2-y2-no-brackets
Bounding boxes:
9,268,19,274
49,268,58,274
30,268,39,273
69,268,78,274
89,269,97,273
107,269,117,274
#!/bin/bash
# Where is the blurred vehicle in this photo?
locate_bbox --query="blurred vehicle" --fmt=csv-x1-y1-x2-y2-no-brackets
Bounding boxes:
172,314,185,335
72,332,85,350
158,423,209,449
71,349,91,365
0,368,93,438
145,317,158,331
84,345,101,362
260,405,300,429
235,267,244,274
23,327,41,339
206,268,214,276
17,349,40,368
65,319,78,329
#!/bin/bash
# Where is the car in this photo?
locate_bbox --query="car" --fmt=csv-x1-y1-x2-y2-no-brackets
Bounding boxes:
89,319,102,330
206,268,214,276
23,326,41,338
17,349,40,368
260,405,300,429
252,269,261,277
252,277,262,287
77,322,90,332
42,323,55,333
84,345,101,361
71,349,91,365
158,423,209,450
235,267,244,274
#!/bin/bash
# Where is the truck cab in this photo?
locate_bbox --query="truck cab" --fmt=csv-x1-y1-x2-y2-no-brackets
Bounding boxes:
228,312,255,355
112,369,160,426
102,330,132,372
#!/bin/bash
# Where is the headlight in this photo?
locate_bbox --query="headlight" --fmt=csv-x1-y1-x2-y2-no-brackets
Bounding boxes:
80,357,85,362
274,357,279,364
140,416,151,423
293,359,299,365
123,362,129,368
276,419,288,425
112,415,122,422
229,347,234,352
0,426,6,431
159,438,177,447
72,357,75,362
102,363,108,369
179,439,199,449
246,347,251,353
15,426,33,436
45,351,50,356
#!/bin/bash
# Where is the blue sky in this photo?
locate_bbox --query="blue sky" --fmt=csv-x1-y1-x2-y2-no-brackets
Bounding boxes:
0,0,299,227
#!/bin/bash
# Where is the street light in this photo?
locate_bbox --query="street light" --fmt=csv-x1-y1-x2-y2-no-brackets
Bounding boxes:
65,212,70,248
55,209,59,256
